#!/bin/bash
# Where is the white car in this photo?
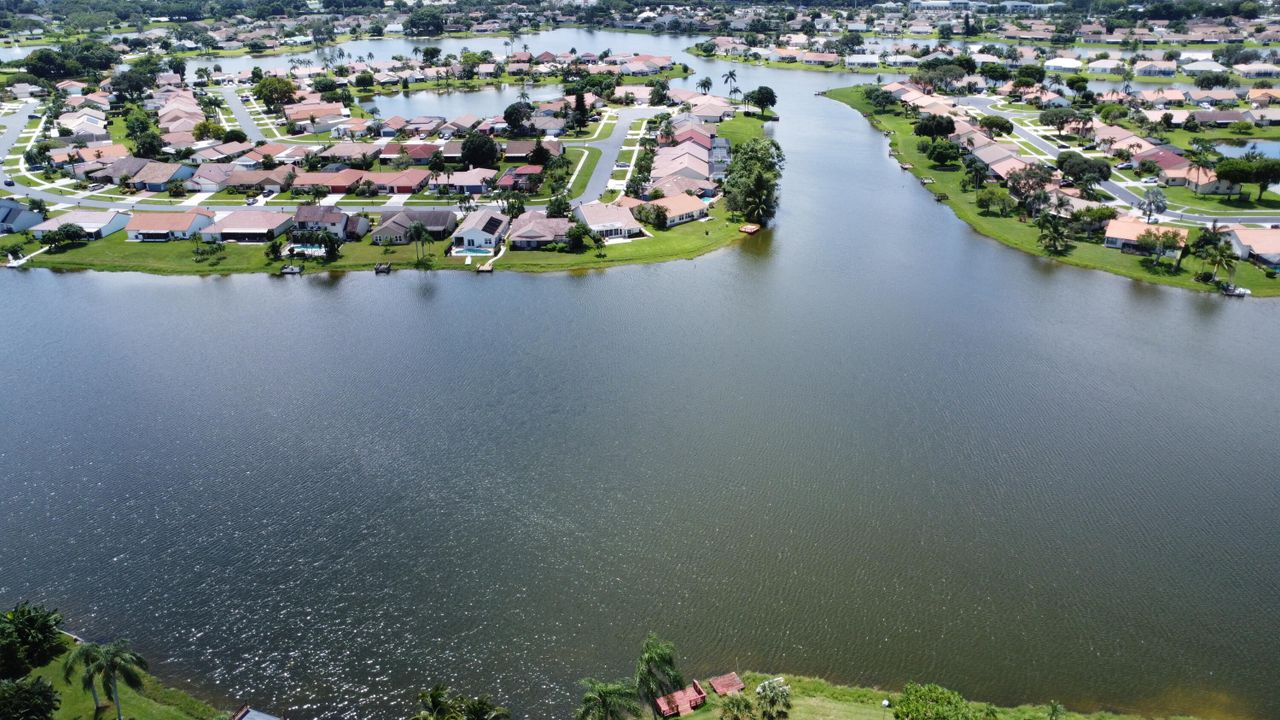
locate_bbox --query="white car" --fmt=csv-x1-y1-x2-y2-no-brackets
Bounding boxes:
1141,176,1159,184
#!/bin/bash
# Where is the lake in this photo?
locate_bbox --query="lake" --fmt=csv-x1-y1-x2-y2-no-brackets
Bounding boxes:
1215,139,1280,159
3,30,1279,720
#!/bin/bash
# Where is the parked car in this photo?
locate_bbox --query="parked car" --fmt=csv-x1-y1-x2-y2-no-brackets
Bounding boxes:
245,197,258,205
1056,142,1069,149
1116,162,1133,170
261,189,275,197
87,183,104,191
2,179,13,187
1141,177,1159,185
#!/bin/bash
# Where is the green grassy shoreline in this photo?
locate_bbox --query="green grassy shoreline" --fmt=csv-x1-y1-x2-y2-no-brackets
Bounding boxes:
729,672,1212,720
824,85,1280,297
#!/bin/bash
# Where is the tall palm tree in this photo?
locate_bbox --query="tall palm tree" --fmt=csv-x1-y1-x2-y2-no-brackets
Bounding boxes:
577,679,641,720
696,76,713,94
635,634,683,719
1198,239,1236,282
1140,187,1167,222
90,640,149,720
63,641,106,710
721,69,737,94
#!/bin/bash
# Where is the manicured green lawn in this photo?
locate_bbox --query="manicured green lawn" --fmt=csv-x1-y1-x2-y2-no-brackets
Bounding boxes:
1160,183,1280,214
718,112,773,147
826,86,1280,297
27,638,222,720
680,672,1206,720
498,204,745,272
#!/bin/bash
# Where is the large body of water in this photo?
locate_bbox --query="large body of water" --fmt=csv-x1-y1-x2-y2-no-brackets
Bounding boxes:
4,29,1280,720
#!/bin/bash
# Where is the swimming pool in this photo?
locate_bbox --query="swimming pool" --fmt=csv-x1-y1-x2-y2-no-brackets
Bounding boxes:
453,247,492,256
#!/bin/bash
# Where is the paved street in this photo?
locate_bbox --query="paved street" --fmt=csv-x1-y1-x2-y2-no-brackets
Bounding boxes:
0,99,658,216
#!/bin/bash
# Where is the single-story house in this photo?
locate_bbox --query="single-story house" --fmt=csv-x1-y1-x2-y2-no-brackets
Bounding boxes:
1103,216,1187,255
30,210,129,239
453,208,509,249
1158,166,1240,195
574,202,643,239
428,168,497,195
0,198,44,233
646,193,708,227
506,211,570,249
200,211,294,242
125,209,216,241
1222,225,1280,267
370,210,458,244
129,161,195,192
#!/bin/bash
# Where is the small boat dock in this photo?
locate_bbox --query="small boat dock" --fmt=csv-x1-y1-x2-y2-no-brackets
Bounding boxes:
279,264,303,275
374,263,392,274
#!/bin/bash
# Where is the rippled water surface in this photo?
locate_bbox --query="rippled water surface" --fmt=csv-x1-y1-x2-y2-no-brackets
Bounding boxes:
3,30,1280,720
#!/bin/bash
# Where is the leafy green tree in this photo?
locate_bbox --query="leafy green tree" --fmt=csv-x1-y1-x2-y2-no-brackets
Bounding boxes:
576,678,640,720
925,140,962,167
406,8,445,36
1039,107,1078,137
0,677,59,720
893,682,976,720
743,86,777,117
461,134,500,169
0,603,65,680
566,221,592,253
977,115,1013,136
253,76,298,110
913,115,955,139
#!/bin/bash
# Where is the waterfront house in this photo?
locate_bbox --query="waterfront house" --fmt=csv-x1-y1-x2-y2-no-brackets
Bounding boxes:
1133,60,1177,76
30,210,129,240
646,193,709,227
574,202,643,239
453,209,509,249
370,210,458,244
293,206,369,240
125,210,216,241
200,211,294,242
506,211,570,249
1222,225,1280,267
1103,217,1187,255
0,199,44,234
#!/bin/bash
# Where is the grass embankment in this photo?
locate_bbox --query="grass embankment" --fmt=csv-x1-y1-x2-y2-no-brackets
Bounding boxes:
24,230,481,275
499,203,746,272
825,85,1280,297
704,673,1205,720
26,637,224,720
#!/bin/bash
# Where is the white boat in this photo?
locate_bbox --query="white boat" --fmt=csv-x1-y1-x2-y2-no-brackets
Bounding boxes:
1222,284,1251,297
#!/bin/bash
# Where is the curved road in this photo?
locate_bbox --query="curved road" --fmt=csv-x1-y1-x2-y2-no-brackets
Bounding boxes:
0,100,662,216
959,96,1280,226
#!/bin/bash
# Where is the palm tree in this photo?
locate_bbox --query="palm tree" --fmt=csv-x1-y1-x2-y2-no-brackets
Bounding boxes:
63,641,106,710
721,69,737,94
719,693,754,720
696,76,713,94
635,634,683,719
412,683,458,720
1198,239,1236,282
90,640,149,720
577,679,641,720
1140,187,1167,222
755,681,792,720
459,695,509,720
1048,701,1065,720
